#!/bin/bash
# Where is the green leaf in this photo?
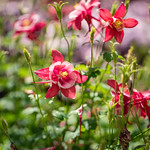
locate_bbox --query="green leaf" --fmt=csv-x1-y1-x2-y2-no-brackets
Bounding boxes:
52,110,67,120
133,145,145,150
64,127,79,142
103,52,113,62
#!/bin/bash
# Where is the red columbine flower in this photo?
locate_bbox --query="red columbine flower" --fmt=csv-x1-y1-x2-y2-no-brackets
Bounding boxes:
34,50,88,99
13,13,46,40
107,80,150,121
67,0,100,31
100,3,138,43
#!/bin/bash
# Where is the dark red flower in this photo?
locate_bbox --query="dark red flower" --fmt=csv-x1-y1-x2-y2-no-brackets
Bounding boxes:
107,80,150,120
35,50,88,99
100,3,138,43
67,0,100,31
13,14,46,40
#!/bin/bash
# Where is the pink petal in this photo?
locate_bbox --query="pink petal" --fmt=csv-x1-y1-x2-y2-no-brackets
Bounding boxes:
73,71,88,84
100,9,112,21
104,26,114,42
114,30,124,44
45,84,59,98
34,68,50,80
114,3,126,18
35,81,51,84
107,80,120,92
58,72,76,89
67,21,73,29
141,90,150,98
49,61,61,72
51,50,64,63
61,86,76,99
123,18,138,28
74,15,82,30
61,61,74,73
35,22,46,30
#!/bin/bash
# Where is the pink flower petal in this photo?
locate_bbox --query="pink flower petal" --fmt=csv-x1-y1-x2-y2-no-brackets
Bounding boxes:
45,84,59,98
35,81,51,84
51,50,64,63
107,80,120,92
114,30,124,44
123,18,138,28
73,71,88,84
35,22,46,30
100,9,112,21
104,26,114,42
58,72,76,89
34,68,50,80
61,86,76,99
114,3,126,18
49,61,61,72
61,61,74,73
141,90,150,98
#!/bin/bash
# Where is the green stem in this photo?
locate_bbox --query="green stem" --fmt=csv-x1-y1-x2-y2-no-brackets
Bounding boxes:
60,19,70,62
90,40,94,68
27,62,50,142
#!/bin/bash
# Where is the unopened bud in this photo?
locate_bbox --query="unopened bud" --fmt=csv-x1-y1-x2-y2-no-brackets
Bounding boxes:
1,119,8,134
23,48,31,64
90,27,96,43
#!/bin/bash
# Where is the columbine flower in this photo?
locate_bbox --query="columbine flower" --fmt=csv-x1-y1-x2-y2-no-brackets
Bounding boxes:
13,13,46,40
35,50,88,99
107,80,150,121
100,3,138,43
67,0,100,31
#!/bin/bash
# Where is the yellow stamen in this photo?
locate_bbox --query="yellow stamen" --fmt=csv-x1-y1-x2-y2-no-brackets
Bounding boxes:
60,71,68,77
113,20,122,29
23,19,31,26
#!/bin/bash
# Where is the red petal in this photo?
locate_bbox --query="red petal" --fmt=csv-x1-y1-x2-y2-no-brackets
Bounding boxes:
74,15,82,30
100,9,112,21
67,21,73,29
107,80,120,92
35,22,46,30
35,81,51,84
114,30,124,44
61,86,76,99
104,26,114,42
114,3,126,18
123,18,138,28
45,84,59,98
73,71,88,84
34,68,50,80
51,50,64,63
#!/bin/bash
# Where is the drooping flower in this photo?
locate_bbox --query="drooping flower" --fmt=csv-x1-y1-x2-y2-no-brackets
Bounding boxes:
107,80,150,121
100,3,138,43
67,0,100,31
13,13,46,40
35,50,88,99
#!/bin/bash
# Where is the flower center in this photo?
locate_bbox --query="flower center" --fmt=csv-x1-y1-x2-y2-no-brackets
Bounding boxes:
23,19,31,26
59,71,68,77
113,19,124,31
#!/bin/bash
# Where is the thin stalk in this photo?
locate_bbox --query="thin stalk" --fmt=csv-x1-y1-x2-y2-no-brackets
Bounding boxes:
60,19,70,62
129,90,147,145
27,61,50,142
90,40,94,68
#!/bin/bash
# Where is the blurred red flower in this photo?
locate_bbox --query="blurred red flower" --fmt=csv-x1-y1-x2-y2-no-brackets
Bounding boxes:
67,0,100,31
35,50,88,99
107,80,150,121
100,3,138,43
13,13,46,40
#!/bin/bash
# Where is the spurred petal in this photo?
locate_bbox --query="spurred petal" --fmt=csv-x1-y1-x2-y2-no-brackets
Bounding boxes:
100,9,112,21
114,30,124,44
45,84,59,98
114,3,126,18
67,21,74,29
51,50,64,63
61,86,76,99
104,26,114,42
34,68,50,80
74,15,83,30
123,18,138,28
107,80,120,92
73,71,88,84
58,72,76,89
35,22,46,30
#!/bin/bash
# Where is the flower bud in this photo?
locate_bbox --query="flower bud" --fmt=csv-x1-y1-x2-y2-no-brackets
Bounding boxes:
23,48,31,64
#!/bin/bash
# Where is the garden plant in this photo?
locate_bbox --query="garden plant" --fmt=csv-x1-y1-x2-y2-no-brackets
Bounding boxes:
0,0,150,149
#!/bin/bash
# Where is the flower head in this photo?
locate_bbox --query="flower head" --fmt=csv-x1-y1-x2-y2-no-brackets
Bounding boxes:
35,50,88,99
13,14,46,40
107,80,150,121
100,3,138,43
67,0,100,31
